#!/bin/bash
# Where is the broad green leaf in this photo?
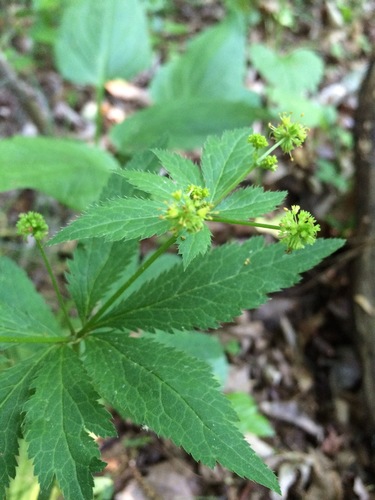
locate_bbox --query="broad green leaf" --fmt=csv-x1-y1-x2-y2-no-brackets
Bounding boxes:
99,238,344,332
0,350,49,497
201,129,255,203
249,44,324,94
0,137,119,210
55,0,151,86
216,187,286,219
48,198,170,245
84,333,280,492
177,226,212,269
151,15,251,103
227,392,274,437
23,345,115,500
0,257,63,344
144,329,229,386
119,171,177,201
110,99,265,153
67,239,138,322
268,88,334,128
152,149,204,187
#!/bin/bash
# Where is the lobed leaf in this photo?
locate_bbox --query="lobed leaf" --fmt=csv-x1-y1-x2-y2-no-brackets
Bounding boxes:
0,350,49,498
201,129,255,203
23,346,116,500
215,187,286,219
177,226,212,269
48,198,170,245
98,238,344,332
152,149,204,187
67,239,138,322
84,333,280,492
119,170,177,202
143,329,229,386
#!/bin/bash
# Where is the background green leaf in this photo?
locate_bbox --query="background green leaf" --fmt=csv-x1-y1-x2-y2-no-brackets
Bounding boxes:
227,392,274,437
249,44,324,94
55,0,151,86
0,137,119,210
0,257,63,344
23,346,115,500
110,99,265,153
84,333,280,492
150,15,251,103
143,329,229,387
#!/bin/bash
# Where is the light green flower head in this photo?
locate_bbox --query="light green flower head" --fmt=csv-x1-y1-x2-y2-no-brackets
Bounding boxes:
16,211,49,241
269,113,309,156
162,185,213,234
278,205,320,251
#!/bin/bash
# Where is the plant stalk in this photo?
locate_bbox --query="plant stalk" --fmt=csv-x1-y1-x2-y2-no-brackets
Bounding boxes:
94,83,105,144
78,235,177,336
37,240,76,336
210,216,280,231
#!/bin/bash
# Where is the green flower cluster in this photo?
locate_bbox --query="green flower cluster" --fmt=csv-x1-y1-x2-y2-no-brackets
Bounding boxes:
16,211,49,241
269,113,309,156
278,205,320,251
248,133,269,149
162,185,213,234
259,155,278,171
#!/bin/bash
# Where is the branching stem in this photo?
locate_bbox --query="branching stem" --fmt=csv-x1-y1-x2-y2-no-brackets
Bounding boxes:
77,234,177,337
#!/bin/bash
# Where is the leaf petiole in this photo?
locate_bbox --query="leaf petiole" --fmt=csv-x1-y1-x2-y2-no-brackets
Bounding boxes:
210,216,280,232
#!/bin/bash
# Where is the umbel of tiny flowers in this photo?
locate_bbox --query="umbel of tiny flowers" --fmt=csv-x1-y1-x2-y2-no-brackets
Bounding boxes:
269,113,309,157
278,205,320,251
162,184,214,234
16,211,49,240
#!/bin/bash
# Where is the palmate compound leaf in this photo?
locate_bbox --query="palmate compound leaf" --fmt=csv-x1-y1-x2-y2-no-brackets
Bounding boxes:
201,128,256,204
0,349,50,498
83,333,281,493
67,238,138,322
48,198,170,245
98,237,345,332
23,345,116,500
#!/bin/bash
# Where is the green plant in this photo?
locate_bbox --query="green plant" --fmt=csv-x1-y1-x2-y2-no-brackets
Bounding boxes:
1,116,344,498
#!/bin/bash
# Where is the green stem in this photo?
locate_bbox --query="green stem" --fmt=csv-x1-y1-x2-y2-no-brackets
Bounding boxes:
77,235,177,336
0,335,70,344
214,139,285,206
210,216,280,231
36,240,75,336
94,83,105,144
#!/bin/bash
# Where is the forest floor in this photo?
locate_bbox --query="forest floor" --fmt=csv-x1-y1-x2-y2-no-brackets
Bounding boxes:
1,1,375,499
